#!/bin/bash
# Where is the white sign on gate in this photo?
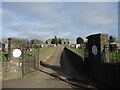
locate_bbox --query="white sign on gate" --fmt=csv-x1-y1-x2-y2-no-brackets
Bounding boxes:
92,45,98,55
12,49,22,58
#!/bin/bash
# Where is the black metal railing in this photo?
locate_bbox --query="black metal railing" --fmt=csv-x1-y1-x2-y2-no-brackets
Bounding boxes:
109,48,120,63
83,44,89,60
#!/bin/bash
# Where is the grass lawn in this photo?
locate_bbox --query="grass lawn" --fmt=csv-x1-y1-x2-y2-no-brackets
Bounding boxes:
67,46,120,62
0,53,8,61
109,52,120,62
67,47,83,56
26,47,56,56
0,47,56,61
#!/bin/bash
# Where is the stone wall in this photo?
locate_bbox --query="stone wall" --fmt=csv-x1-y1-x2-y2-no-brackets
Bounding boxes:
2,37,39,80
86,33,109,63
2,60,22,80
8,37,29,61
85,33,120,88
2,56,38,80
65,47,84,74
91,63,120,88
66,47,120,88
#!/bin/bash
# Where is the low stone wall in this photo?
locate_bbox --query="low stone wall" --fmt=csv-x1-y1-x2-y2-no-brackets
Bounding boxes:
2,37,39,80
65,47,84,73
89,62,120,88
65,47,120,88
2,55,38,80
2,60,22,80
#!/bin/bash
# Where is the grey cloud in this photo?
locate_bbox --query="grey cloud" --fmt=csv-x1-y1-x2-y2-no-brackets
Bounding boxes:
3,2,66,22
6,21,58,31
2,2,118,43
3,29,52,41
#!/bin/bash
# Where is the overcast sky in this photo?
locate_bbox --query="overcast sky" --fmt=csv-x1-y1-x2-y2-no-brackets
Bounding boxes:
2,2,118,43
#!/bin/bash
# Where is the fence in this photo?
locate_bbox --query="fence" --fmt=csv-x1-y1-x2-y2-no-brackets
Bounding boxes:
22,48,40,76
83,43,120,63
109,48,120,63
22,56,38,77
83,33,120,88
83,43,89,59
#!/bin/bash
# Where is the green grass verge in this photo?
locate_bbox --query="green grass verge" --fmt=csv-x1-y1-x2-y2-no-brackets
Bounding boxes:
26,47,55,56
67,47,83,56
0,47,56,61
109,52,120,62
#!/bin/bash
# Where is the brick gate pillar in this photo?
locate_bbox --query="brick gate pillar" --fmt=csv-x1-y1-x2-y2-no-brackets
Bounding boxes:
86,33,109,63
